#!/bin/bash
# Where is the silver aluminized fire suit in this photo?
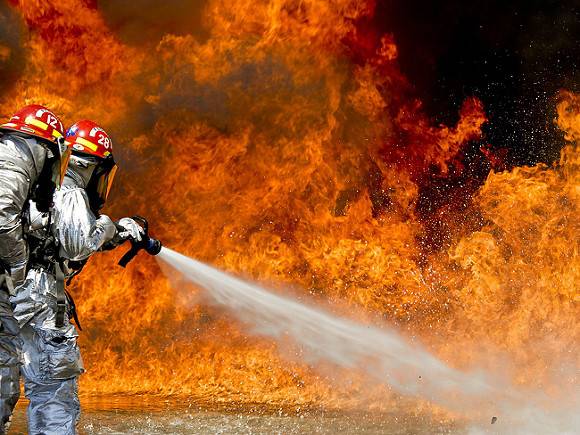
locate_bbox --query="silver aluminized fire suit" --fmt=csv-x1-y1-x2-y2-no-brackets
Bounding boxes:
9,164,124,434
0,132,52,433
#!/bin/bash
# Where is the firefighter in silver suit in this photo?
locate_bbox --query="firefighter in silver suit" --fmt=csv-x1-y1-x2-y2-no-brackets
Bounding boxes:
0,105,70,434
11,119,143,434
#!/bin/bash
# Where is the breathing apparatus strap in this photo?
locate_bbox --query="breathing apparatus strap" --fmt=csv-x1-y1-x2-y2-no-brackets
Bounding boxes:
54,261,66,328
65,289,82,331
54,262,83,330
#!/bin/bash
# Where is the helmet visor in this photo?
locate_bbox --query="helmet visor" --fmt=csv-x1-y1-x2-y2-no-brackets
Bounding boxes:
95,163,118,203
57,145,72,186
47,137,72,187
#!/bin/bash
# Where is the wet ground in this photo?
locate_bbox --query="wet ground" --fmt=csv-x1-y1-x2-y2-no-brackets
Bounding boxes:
10,397,463,434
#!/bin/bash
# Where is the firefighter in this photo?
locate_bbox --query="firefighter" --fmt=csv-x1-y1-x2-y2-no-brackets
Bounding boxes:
11,120,143,434
0,105,70,433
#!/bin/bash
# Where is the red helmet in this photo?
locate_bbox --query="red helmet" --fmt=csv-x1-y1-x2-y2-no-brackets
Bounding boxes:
65,119,113,159
0,104,65,142
66,120,118,210
0,105,71,209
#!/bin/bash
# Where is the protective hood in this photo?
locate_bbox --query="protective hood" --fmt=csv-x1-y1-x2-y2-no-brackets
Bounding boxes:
66,152,117,212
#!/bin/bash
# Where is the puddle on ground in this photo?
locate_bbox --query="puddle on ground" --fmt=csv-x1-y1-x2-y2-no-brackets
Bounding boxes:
9,396,463,434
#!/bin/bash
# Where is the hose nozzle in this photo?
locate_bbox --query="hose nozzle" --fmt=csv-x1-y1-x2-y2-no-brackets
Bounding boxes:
145,237,162,256
118,216,162,267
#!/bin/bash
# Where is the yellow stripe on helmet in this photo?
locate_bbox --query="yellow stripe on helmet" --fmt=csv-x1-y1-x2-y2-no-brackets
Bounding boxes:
75,136,99,151
52,130,63,138
26,117,49,131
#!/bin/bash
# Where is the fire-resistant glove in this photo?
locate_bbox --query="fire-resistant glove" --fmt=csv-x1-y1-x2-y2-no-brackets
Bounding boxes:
115,217,145,243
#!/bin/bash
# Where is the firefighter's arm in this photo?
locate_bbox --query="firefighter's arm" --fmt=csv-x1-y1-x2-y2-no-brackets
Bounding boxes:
52,187,116,261
0,165,31,289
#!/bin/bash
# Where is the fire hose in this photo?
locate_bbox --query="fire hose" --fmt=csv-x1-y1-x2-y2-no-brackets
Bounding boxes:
118,215,162,267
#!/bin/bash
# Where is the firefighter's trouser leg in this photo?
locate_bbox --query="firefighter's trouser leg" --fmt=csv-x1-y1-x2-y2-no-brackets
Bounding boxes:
23,375,80,435
12,270,84,435
0,288,20,435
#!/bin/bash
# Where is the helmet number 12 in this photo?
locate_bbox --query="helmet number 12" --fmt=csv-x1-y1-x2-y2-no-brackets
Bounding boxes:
46,114,59,129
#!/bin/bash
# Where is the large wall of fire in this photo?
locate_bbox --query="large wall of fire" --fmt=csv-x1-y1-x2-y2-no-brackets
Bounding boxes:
0,0,577,408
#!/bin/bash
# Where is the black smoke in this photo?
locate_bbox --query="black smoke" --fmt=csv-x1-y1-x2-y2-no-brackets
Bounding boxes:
97,0,209,46
0,1,24,100
375,0,580,166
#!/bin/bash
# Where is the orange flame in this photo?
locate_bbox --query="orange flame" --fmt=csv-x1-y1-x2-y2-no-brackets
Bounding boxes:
1,0,577,411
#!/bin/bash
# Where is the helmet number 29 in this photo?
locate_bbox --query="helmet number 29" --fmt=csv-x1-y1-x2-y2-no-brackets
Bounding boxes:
98,134,111,149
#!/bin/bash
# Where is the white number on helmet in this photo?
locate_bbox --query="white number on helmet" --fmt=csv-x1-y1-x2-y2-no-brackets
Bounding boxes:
97,134,111,149
46,114,58,129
